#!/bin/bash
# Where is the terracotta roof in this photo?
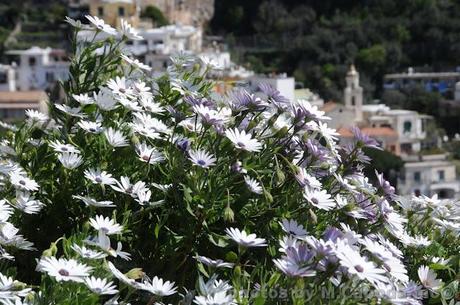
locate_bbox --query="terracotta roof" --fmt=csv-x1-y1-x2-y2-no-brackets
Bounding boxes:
0,91,47,103
337,127,353,137
320,101,338,113
338,126,398,138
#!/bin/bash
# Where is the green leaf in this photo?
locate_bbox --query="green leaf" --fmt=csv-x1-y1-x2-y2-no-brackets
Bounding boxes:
208,233,229,247
154,223,160,238
253,294,266,305
267,272,281,288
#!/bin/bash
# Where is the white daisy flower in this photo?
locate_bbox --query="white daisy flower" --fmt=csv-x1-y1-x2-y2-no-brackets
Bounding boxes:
119,19,142,40
72,93,94,105
0,222,35,250
14,192,44,214
194,289,234,305
303,187,336,210
136,143,164,165
121,54,151,71
195,256,234,269
417,266,442,291
188,149,216,168
9,172,39,191
107,262,141,289
278,235,299,253
49,140,80,154
111,176,147,197
104,127,129,147
335,242,388,286
84,276,118,295
132,113,170,134
0,200,13,222
291,99,330,121
71,244,107,260
135,189,157,206
85,15,117,36
225,128,262,152
316,121,339,144
84,168,116,186
94,88,118,111
77,120,103,134
139,97,164,113
295,167,322,188
55,104,86,118
138,276,177,297
193,104,228,126
25,110,48,126
65,16,91,29
131,123,161,140
280,219,307,237
199,55,223,70
72,195,115,208
89,215,123,235
58,152,83,169
225,227,267,247
244,176,263,194
37,256,92,283
107,76,132,97
152,183,172,192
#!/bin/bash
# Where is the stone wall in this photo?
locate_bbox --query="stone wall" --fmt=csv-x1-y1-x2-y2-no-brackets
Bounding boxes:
139,0,214,28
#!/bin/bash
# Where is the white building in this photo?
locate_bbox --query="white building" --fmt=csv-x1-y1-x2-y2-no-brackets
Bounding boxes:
124,24,202,56
0,64,16,92
5,47,69,91
79,23,202,72
363,106,430,156
295,88,324,108
398,154,460,199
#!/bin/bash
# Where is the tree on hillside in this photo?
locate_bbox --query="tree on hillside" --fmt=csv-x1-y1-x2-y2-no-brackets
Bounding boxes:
141,5,168,27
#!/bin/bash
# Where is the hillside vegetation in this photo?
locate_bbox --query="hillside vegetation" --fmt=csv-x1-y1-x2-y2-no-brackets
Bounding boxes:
211,0,460,101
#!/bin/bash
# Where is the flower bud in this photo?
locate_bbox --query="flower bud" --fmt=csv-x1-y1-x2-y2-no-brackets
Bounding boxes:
264,190,273,203
309,209,317,224
125,268,144,280
224,204,235,223
42,242,58,257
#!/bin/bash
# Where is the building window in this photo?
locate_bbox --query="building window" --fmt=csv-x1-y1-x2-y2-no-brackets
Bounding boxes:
438,170,445,182
97,6,104,16
46,72,54,82
403,121,412,133
118,7,125,16
414,171,421,183
401,143,412,154
351,96,355,106
0,73,7,84
29,57,36,66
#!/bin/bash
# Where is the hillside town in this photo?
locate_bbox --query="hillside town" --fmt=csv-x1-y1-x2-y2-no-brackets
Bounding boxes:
1,0,460,200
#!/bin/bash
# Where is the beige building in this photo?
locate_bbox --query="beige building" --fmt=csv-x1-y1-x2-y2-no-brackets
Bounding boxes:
0,91,48,121
89,0,140,28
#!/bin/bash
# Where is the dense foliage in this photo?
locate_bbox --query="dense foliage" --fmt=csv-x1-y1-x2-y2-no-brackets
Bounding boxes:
211,0,460,101
0,17,458,305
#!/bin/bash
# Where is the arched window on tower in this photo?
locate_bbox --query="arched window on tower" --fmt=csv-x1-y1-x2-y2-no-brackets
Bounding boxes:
351,96,356,106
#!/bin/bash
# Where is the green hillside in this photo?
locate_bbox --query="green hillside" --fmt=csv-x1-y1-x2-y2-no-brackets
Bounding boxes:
210,0,460,102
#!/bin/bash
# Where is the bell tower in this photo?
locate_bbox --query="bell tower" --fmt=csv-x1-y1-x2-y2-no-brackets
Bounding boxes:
344,64,363,122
